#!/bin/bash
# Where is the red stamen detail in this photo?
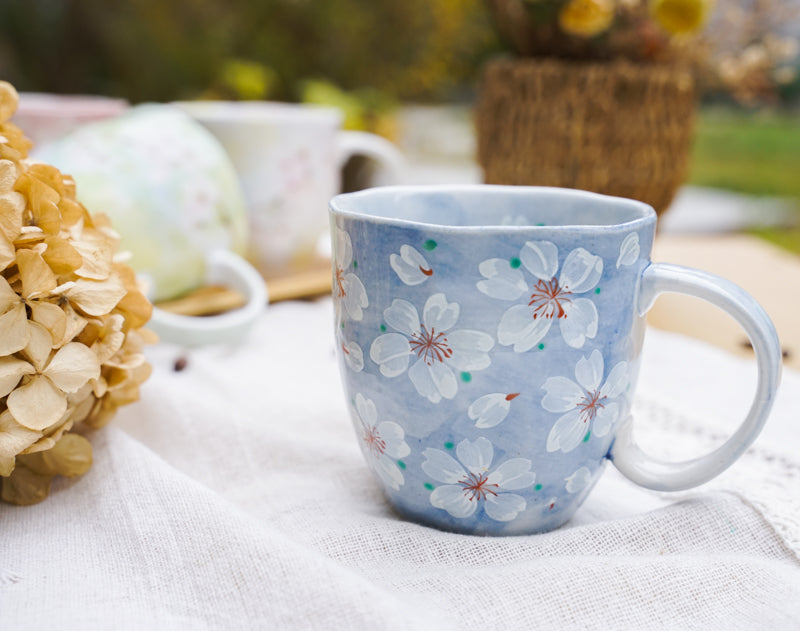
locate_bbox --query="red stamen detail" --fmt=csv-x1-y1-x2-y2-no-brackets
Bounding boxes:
577,390,607,423
362,422,386,458
419,266,434,277
409,325,453,365
335,266,346,298
458,472,500,502
505,393,520,401
528,277,573,320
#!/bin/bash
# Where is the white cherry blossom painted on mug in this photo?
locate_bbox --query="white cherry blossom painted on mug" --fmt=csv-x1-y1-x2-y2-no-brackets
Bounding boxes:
467,392,520,429
565,466,593,494
616,232,640,269
477,241,603,351
542,350,629,453
333,228,368,322
422,437,536,522
390,244,434,286
369,293,494,404
353,393,410,491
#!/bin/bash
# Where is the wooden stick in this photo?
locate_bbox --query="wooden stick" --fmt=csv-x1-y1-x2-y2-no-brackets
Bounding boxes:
156,285,248,316
155,266,333,316
266,267,332,303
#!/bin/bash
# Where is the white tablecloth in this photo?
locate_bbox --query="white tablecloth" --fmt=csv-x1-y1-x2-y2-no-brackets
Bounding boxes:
2,299,799,629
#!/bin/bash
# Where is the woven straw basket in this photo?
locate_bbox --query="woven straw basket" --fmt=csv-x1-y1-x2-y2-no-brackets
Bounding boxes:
475,57,696,215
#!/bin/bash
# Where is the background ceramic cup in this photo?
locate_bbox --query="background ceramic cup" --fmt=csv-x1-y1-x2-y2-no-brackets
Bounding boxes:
330,185,782,536
12,92,129,149
34,103,251,302
34,104,266,346
174,100,404,279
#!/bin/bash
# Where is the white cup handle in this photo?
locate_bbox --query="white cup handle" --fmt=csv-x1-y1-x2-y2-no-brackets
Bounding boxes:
147,250,267,347
337,130,405,186
609,263,782,491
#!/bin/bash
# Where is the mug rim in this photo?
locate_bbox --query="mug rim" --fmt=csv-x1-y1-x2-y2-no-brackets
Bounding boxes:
330,184,657,234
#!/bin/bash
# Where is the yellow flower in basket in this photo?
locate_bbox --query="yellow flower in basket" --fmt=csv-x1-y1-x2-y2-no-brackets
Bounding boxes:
558,0,615,38
650,0,713,35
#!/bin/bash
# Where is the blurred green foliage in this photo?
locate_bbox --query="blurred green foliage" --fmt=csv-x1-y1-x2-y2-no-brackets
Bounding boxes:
689,108,800,199
689,109,800,254
0,0,499,103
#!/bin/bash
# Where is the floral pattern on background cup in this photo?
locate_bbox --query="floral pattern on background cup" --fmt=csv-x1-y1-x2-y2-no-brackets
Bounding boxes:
330,185,782,536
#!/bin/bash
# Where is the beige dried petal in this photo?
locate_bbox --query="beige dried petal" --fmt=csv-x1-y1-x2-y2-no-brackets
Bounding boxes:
0,191,24,241
21,320,53,372
30,301,67,347
102,366,127,390
44,342,101,393
18,432,92,477
42,236,83,275
0,356,35,397
92,375,107,398
0,303,30,356
0,124,30,163
20,435,55,455
61,299,89,343
0,273,20,310
16,248,58,300
0,230,15,271
105,351,146,372
72,228,114,280
91,314,125,363
26,163,65,192
58,274,127,316
66,380,93,405
84,396,115,430
14,225,45,246
0,82,19,124
7,375,67,431
16,173,61,235
0,158,17,190
0,455,14,477
65,388,95,426
57,196,85,228
0,409,41,459
115,289,153,329
118,361,151,396
19,417,73,455
1,464,53,505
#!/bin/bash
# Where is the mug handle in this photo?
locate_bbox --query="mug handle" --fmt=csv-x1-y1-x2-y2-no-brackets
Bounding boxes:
609,262,782,491
337,130,405,186
147,249,267,347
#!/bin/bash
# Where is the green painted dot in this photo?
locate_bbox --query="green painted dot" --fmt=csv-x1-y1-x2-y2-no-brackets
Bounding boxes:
444,441,454,450
595,287,601,294
423,239,437,251
534,483,543,491
510,257,522,269
341,321,345,329
583,431,591,443
460,372,472,383
353,260,358,269
380,324,387,332
397,460,407,470
538,343,545,350
424,482,435,491
536,222,546,226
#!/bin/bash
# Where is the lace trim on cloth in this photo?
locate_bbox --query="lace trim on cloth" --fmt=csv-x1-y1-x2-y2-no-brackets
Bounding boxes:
633,389,800,560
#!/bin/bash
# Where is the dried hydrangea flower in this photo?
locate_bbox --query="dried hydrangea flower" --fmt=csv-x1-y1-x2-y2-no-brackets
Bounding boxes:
0,80,154,505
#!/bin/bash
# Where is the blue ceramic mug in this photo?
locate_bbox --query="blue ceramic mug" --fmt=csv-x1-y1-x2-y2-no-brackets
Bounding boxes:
330,185,781,535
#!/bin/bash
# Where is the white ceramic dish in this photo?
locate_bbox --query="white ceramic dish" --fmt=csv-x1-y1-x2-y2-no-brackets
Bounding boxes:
147,249,267,347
